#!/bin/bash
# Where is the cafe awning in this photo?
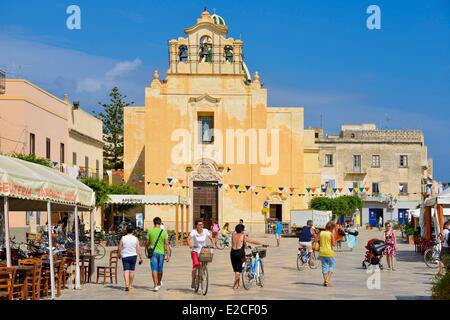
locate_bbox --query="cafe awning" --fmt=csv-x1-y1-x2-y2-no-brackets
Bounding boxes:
0,155,95,209
424,188,450,206
106,194,190,206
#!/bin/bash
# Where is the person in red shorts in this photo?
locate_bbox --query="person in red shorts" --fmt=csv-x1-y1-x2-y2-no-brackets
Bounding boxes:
188,219,214,289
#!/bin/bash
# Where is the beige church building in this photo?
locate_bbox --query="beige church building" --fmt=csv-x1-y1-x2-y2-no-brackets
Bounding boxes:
124,10,316,234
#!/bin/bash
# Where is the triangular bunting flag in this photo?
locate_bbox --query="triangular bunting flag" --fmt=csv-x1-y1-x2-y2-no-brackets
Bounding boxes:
359,187,365,192
179,179,184,184
218,183,223,189
311,188,316,193
332,188,337,193
278,187,284,192
365,187,370,192
349,188,354,193
167,178,173,183
162,183,166,187
255,191,259,195
228,184,234,189
321,187,327,193
289,193,293,197
306,188,311,193
261,186,266,190
182,186,186,189
234,185,240,190
290,187,295,193
245,185,251,191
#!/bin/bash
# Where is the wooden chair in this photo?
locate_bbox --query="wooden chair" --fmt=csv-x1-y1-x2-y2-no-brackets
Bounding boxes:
0,267,26,300
19,258,42,300
0,272,13,300
96,250,118,286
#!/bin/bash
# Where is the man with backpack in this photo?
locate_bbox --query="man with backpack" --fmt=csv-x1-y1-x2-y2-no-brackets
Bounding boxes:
146,217,170,291
438,220,450,275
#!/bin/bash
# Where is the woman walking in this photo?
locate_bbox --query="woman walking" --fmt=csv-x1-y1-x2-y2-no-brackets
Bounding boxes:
117,225,143,291
346,222,358,251
319,221,336,287
382,221,397,271
230,224,266,289
211,220,220,248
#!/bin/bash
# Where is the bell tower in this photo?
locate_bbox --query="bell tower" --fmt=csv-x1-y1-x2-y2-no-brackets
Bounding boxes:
167,9,249,79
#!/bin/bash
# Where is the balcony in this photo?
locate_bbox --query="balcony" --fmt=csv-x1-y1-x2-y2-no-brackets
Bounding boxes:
361,193,391,203
345,166,367,175
0,70,5,95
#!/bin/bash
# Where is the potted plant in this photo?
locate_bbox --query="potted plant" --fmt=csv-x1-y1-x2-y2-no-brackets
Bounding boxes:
404,222,415,244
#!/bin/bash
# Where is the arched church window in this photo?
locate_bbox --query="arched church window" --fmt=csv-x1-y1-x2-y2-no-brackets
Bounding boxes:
199,36,213,63
224,45,234,63
179,45,188,62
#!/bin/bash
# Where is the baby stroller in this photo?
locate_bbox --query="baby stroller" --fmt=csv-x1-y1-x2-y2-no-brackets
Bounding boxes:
362,238,386,269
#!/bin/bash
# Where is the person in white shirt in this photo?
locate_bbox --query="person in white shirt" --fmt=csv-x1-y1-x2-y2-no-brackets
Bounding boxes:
118,225,143,291
438,220,450,275
188,219,214,289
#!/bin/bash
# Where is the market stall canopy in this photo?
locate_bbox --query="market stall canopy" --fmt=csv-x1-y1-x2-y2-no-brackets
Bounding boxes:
424,188,450,206
0,155,95,210
107,194,190,206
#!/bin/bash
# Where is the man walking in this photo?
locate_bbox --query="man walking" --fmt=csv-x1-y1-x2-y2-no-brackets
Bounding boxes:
378,216,383,231
146,217,170,291
275,218,283,247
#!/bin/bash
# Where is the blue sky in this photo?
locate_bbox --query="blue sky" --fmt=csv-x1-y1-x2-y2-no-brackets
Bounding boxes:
0,0,449,179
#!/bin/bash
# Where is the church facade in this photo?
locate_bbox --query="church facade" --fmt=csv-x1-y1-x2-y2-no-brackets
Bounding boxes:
124,10,312,233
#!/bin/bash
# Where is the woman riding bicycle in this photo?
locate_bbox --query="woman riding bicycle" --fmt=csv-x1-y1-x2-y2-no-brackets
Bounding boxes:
230,223,267,289
188,219,214,290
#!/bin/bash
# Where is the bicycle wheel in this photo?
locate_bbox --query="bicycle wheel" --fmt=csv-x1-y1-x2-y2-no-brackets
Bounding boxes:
94,243,106,260
216,238,226,250
194,267,201,293
297,252,307,271
257,260,264,287
424,248,439,268
241,261,253,290
201,265,209,296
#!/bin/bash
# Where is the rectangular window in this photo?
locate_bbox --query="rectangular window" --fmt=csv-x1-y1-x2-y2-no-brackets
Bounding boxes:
96,160,100,179
198,114,214,144
26,211,31,226
46,138,51,159
29,133,35,155
372,182,380,195
399,183,408,195
325,154,334,167
60,143,65,164
372,155,380,167
400,155,408,168
72,152,77,165
85,156,89,177
353,155,361,172
36,211,41,225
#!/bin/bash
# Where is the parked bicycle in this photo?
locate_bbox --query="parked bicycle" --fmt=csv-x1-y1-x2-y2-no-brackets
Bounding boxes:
242,245,268,290
297,246,319,271
216,234,231,250
194,246,213,296
424,241,441,268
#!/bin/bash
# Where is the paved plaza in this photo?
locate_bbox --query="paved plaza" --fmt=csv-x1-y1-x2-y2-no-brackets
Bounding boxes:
59,229,435,300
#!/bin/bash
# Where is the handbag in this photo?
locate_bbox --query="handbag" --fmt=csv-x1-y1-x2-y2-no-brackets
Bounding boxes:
146,229,164,259
312,241,320,252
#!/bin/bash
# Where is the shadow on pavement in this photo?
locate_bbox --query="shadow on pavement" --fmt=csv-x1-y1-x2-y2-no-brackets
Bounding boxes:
396,250,424,263
291,281,324,287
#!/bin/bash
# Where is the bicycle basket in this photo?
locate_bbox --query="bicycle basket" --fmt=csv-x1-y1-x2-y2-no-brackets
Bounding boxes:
252,248,266,259
199,247,214,262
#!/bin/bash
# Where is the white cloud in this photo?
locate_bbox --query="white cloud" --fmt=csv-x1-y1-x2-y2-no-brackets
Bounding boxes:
76,58,143,94
0,34,149,108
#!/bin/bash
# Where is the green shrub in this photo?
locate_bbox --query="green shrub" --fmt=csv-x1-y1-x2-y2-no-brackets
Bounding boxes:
431,271,450,300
